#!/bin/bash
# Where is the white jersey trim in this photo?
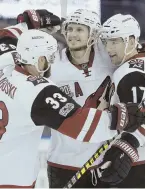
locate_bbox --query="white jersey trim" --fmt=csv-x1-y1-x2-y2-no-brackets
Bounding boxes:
76,108,97,141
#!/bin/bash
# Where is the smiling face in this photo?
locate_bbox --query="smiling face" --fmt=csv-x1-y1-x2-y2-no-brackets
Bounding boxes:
102,38,126,65
66,23,90,50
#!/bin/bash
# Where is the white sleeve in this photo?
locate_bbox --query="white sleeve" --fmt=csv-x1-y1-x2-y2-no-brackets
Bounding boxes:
5,23,28,38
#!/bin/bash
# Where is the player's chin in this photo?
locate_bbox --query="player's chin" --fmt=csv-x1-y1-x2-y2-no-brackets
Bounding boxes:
67,42,81,49
110,57,119,66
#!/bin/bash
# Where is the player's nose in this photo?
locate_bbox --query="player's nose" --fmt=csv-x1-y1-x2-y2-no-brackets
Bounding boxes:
105,42,113,54
70,29,78,37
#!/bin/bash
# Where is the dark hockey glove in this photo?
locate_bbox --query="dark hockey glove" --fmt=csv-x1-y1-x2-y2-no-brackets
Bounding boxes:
98,133,139,185
17,9,61,29
110,102,145,133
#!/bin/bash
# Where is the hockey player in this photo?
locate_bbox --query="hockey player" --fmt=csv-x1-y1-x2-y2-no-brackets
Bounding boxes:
0,29,143,188
0,11,143,187
99,14,145,187
47,9,114,188
47,9,143,188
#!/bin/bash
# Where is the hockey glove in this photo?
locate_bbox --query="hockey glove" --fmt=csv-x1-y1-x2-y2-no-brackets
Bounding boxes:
110,102,145,133
98,133,139,185
17,9,61,29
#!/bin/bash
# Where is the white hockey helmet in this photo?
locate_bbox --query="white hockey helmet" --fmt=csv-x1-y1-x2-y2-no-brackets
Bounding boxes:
62,9,101,40
16,29,58,73
101,14,140,43
101,14,141,65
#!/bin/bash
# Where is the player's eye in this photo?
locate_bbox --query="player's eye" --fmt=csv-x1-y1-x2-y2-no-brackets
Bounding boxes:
77,28,83,32
67,27,73,32
112,41,116,44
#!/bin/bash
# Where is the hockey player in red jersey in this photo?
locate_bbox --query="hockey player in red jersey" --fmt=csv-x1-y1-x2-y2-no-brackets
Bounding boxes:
100,14,145,188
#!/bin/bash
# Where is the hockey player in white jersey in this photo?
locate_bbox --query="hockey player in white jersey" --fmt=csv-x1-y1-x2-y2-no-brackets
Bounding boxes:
47,9,114,188
0,28,128,187
0,21,143,188
100,14,145,187
0,30,58,188
47,9,143,188
0,9,144,187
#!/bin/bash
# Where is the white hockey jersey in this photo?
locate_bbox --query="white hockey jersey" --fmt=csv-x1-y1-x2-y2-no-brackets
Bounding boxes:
0,67,45,187
48,44,116,170
110,53,145,166
0,51,118,187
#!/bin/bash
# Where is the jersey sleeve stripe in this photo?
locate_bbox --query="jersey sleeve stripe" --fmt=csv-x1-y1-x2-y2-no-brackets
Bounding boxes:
10,28,22,35
83,110,102,142
0,29,16,38
7,28,21,38
76,108,97,141
58,108,91,139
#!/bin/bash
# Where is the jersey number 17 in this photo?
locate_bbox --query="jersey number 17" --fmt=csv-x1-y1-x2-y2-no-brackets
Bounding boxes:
131,86,145,103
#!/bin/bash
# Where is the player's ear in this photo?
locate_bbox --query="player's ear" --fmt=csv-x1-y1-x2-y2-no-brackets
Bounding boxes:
129,36,136,48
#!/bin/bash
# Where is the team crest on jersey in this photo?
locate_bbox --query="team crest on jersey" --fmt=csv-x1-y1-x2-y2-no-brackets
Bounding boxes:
27,76,48,86
129,59,144,71
59,103,75,117
59,85,74,98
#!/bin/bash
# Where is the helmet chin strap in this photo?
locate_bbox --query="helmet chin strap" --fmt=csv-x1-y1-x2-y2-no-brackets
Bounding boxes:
117,37,138,67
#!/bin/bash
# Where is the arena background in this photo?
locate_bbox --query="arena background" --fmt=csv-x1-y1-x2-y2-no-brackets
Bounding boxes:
0,0,145,137
0,0,145,40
